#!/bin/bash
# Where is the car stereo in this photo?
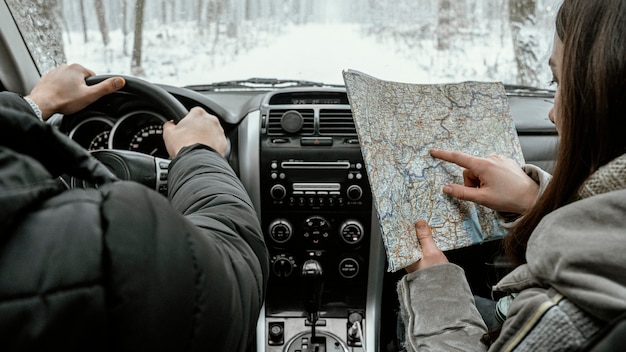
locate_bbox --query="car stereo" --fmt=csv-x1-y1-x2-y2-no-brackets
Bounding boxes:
251,88,381,352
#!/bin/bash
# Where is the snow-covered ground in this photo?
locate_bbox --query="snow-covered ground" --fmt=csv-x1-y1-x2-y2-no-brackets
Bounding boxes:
65,22,550,88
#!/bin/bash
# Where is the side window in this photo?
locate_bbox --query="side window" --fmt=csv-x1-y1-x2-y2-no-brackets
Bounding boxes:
5,0,65,74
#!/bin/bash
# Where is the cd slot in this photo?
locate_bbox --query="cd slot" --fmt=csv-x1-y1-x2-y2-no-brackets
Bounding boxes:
281,161,350,169
293,183,341,191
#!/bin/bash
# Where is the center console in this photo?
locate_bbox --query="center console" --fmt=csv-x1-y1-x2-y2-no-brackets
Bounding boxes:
239,88,385,352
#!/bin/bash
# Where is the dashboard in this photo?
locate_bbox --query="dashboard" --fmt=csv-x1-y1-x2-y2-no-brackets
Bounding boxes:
55,83,557,352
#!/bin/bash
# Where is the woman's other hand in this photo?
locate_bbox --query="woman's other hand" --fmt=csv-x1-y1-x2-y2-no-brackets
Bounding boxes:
405,220,448,273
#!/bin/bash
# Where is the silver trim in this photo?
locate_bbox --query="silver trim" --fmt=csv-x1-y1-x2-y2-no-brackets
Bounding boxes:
366,211,385,351
292,183,341,191
239,110,262,219
109,110,168,150
281,161,350,169
68,117,114,149
256,305,266,351
240,110,265,351
284,330,349,352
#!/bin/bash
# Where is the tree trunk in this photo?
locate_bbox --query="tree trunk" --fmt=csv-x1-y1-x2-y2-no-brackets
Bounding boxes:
59,0,71,45
197,0,205,34
122,0,129,56
437,0,452,51
79,0,88,43
509,0,539,86
131,0,146,76
94,0,110,46
162,0,167,24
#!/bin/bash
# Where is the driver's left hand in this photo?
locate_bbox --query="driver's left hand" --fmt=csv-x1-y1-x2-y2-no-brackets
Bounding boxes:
26,63,125,120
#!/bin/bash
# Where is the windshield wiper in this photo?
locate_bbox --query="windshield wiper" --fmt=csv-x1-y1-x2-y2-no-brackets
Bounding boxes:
186,78,344,91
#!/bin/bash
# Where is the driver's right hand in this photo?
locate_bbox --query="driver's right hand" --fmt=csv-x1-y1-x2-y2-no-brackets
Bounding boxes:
162,107,227,158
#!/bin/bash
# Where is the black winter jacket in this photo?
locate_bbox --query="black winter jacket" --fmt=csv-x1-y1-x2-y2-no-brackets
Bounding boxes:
0,92,269,351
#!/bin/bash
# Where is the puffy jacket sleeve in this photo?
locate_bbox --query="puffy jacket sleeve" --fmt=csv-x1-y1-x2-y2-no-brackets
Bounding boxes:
167,144,268,290
101,144,268,351
0,91,117,184
397,263,488,351
0,91,40,116
166,143,269,347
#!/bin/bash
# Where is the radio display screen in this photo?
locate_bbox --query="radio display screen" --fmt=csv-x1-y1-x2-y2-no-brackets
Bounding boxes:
269,92,349,105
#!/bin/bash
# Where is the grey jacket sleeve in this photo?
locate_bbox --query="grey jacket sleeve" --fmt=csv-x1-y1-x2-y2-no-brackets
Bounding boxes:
397,263,488,351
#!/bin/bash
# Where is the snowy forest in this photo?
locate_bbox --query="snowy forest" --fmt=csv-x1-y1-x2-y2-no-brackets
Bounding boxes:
7,0,560,88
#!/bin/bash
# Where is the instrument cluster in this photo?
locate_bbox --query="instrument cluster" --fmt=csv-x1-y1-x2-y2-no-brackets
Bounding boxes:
68,110,169,159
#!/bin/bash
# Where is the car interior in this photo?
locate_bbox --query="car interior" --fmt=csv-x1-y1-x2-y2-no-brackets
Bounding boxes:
8,1,613,351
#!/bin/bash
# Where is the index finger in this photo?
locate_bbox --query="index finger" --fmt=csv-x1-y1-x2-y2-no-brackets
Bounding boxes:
430,149,479,169
87,76,125,96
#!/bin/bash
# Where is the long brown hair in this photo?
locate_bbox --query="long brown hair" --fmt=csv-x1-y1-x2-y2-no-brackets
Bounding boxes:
504,0,626,266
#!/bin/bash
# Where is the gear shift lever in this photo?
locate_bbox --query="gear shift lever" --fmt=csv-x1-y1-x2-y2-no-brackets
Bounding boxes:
301,259,324,337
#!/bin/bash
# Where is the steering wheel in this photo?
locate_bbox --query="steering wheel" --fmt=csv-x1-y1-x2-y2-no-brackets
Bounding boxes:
77,75,189,194
86,75,188,123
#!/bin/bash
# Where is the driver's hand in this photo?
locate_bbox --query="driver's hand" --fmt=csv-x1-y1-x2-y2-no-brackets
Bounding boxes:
163,107,227,158
26,63,125,120
430,149,539,215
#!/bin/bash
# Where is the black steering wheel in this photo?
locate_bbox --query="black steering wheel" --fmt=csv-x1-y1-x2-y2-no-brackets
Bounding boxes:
86,75,188,123
78,75,189,194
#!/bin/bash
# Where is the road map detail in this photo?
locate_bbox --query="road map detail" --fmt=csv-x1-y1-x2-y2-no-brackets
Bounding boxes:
343,70,525,272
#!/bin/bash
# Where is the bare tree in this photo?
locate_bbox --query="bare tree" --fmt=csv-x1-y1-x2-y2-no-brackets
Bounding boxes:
122,0,129,56
509,0,540,86
197,0,206,34
209,0,224,56
131,0,146,76
79,0,88,43
94,0,110,46
437,0,452,51
161,0,168,25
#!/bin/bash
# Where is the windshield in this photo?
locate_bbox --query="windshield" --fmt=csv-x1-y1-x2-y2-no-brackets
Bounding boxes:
7,0,561,89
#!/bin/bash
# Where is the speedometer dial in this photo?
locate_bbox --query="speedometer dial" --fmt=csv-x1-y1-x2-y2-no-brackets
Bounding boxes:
129,124,166,156
69,117,114,151
89,130,111,150
110,111,169,158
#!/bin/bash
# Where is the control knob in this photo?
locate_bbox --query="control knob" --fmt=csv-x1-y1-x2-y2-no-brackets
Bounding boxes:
271,254,297,278
270,184,287,200
303,216,331,245
268,219,293,243
339,220,364,245
346,185,363,201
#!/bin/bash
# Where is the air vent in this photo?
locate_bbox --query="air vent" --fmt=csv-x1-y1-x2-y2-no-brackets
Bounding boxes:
319,109,356,136
267,109,314,135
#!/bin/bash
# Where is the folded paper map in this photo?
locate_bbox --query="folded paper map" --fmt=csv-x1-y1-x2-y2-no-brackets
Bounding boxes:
342,70,525,272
